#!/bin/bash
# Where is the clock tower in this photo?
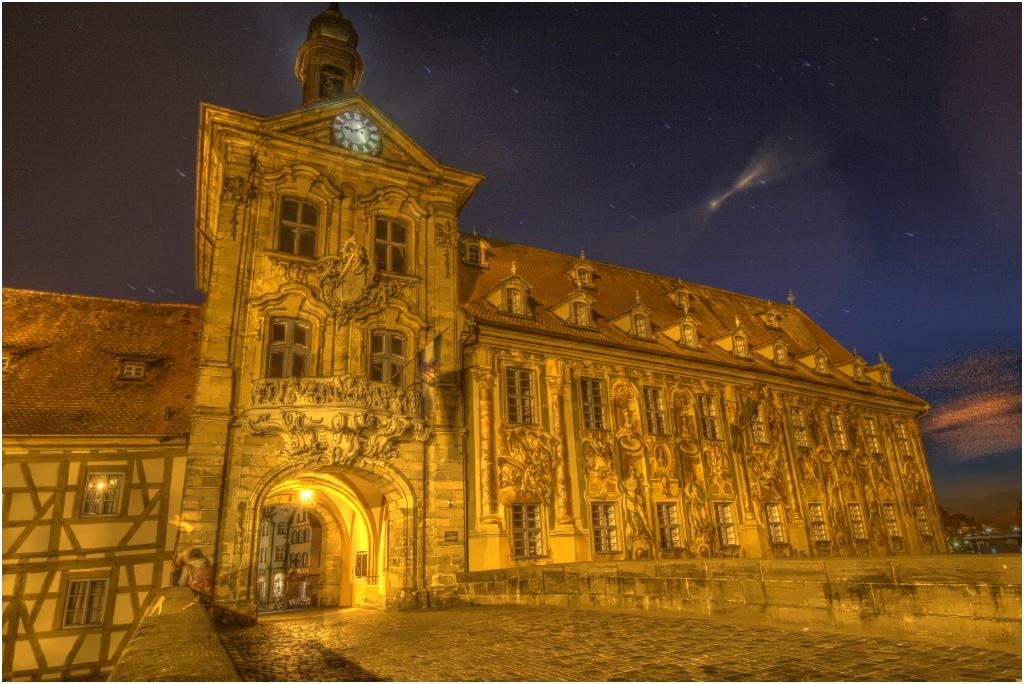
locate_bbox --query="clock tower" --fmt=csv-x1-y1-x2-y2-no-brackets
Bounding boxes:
295,3,364,105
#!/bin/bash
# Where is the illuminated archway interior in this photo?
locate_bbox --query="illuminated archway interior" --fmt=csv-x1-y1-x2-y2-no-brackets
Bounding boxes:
258,470,389,610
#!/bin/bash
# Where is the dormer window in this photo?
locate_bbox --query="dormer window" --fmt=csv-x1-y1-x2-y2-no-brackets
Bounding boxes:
682,324,698,347
878,368,891,386
466,243,481,265
1,353,10,372
577,268,592,288
462,234,489,267
853,362,867,383
733,334,751,359
571,301,592,327
120,362,147,380
773,342,789,366
814,351,830,375
632,313,652,339
763,306,781,330
504,287,524,315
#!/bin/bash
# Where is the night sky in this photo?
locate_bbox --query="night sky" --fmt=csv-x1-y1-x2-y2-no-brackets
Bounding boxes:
3,4,1020,520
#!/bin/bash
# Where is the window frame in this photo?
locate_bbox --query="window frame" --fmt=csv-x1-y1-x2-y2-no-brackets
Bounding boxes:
848,503,868,540
632,313,652,339
863,417,883,454
504,287,525,315
751,402,770,445
914,504,933,538
465,242,481,266
61,577,109,630
882,502,901,538
714,502,738,547
79,470,128,518
642,386,668,436
656,502,683,550
277,197,319,259
505,367,536,425
510,503,545,559
570,300,592,327
698,394,722,441
828,412,849,452
894,421,912,458
267,317,312,379
681,322,699,348
764,502,786,544
369,329,408,387
807,502,829,542
119,361,147,380
374,217,409,274
579,377,607,431
789,406,810,448
590,501,619,554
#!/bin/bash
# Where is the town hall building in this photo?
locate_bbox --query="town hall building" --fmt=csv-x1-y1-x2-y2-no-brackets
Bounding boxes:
2,6,946,680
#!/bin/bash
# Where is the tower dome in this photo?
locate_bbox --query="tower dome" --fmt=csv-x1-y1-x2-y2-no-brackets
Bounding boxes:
295,3,364,106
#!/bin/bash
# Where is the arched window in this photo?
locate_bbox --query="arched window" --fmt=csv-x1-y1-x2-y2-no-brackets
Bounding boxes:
319,64,347,100
466,243,481,265
505,287,523,314
571,301,590,326
370,330,407,386
267,318,311,378
278,198,318,258
374,218,407,274
577,268,592,287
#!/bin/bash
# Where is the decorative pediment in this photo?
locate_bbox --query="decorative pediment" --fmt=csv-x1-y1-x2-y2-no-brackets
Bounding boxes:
835,351,870,383
484,263,533,316
267,237,408,323
760,303,782,330
565,251,597,289
610,292,655,339
711,317,753,359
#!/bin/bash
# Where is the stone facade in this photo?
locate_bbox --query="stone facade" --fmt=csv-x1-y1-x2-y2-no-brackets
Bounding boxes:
3,5,952,678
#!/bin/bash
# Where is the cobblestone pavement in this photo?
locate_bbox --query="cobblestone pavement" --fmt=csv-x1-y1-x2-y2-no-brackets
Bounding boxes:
219,605,1021,682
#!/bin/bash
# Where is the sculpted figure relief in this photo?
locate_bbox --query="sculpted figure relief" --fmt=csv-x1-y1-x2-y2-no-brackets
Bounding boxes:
621,466,656,560
582,432,619,498
682,473,714,557
252,372,422,416
611,379,644,456
704,442,735,498
497,426,560,504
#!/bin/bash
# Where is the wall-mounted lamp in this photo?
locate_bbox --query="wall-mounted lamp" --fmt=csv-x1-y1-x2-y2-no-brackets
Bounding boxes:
447,499,454,508
299,489,314,506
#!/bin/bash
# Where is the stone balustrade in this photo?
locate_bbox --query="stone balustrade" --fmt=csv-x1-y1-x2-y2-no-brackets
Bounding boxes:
458,556,1022,651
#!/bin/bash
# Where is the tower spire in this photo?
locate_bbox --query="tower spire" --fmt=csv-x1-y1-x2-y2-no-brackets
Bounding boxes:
295,4,364,106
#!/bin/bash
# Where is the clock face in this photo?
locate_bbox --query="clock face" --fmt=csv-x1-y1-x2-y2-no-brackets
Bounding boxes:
331,110,382,155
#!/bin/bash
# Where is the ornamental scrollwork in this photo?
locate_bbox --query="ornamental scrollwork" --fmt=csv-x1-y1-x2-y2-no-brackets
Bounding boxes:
222,175,257,240
497,425,559,504
435,221,458,277
252,373,422,416
267,237,408,323
246,409,429,467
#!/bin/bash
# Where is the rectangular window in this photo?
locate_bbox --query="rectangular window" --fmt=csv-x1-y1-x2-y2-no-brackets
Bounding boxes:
591,502,619,553
511,504,544,559
807,503,829,542
698,394,722,441
882,503,901,538
81,472,124,516
580,378,607,430
259,547,267,564
633,314,651,338
267,318,311,379
864,417,882,454
642,386,667,435
504,288,523,314
714,502,737,546
120,362,146,379
789,407,810,448
277,522,287,535
848,503,867,540
374,218,407,274
914,504,932,538
505,367,535,424
354,551,368,577
765,502,786,544
656,503,682,550
278,198,318,258
370,330,407,386
828,412,849,451
63,579,107,628
751,402,769,445
274,546,285,562
894,422,911,458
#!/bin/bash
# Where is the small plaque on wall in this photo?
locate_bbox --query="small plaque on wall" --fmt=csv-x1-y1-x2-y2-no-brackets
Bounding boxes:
444,531,459,543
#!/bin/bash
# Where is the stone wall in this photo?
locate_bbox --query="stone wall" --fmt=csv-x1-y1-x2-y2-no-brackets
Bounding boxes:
108,587,240,682
458,557,1021,651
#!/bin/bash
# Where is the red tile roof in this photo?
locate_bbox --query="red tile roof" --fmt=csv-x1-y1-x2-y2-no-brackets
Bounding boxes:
460,238,924,405
3,289,201,436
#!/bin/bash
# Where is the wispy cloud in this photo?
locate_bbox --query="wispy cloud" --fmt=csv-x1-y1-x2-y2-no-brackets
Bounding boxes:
907,348,1021,461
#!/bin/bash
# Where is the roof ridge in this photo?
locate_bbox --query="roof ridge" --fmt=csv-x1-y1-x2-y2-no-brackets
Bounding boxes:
2,287,201,310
